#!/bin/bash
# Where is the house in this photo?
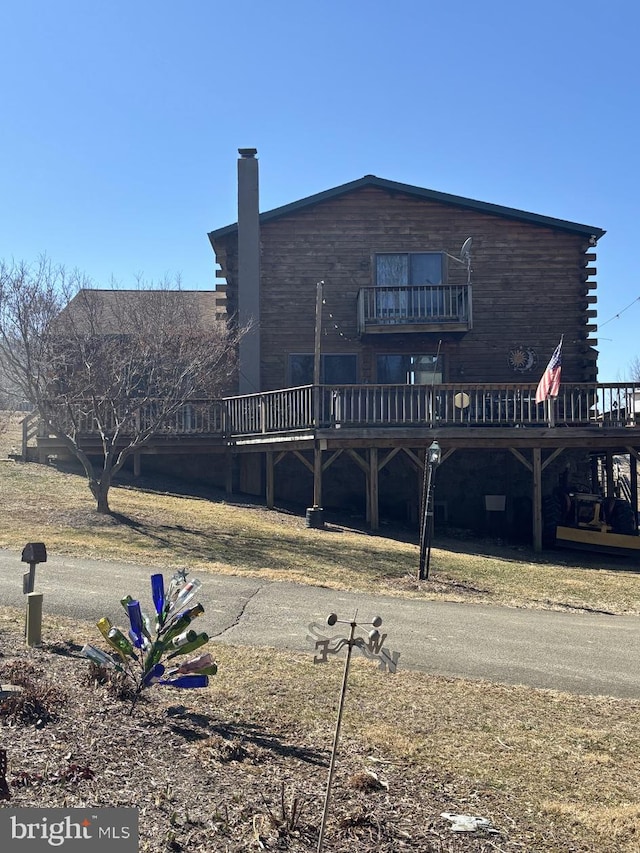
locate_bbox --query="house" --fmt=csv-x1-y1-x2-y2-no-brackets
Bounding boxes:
205,150,630,542
209,149,603,395
27,151,638,548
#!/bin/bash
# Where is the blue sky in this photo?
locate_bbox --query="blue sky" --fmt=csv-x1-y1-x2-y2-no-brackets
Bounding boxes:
1,0,637,380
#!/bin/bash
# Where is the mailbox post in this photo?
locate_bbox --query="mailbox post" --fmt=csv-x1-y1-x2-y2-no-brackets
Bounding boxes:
22,542,47,595
21,543,47,647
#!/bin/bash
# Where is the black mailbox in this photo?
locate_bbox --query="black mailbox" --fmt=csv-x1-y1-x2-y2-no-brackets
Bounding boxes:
22,543,47,564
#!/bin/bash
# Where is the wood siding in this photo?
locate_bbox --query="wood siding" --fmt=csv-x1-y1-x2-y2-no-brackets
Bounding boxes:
213,186,598,392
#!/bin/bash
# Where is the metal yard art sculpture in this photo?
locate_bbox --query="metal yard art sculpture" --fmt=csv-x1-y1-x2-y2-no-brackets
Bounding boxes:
310,612,399,853
83,570,216,712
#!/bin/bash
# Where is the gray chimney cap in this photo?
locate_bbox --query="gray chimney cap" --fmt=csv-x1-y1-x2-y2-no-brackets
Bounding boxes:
238,148,257,158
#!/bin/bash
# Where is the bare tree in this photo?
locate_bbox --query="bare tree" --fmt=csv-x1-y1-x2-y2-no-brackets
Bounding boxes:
0,257,237,513
630,356,640,382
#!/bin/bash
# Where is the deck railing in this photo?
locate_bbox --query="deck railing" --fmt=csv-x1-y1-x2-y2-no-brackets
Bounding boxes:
26,383,640,447
222,382,640,435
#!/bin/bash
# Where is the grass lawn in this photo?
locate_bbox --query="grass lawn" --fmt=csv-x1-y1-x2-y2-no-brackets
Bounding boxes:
2,413,640,850
0,410,639,615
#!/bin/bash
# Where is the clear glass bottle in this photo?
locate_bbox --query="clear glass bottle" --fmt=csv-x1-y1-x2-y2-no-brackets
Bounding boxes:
166,632,209,660
82,644,119,669
167,579,202,616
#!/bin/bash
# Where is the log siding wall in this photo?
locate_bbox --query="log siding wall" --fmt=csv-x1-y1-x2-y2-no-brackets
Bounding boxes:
213,186,598,392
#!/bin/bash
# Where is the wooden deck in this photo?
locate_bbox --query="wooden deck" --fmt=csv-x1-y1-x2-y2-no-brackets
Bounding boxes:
24,382,640,552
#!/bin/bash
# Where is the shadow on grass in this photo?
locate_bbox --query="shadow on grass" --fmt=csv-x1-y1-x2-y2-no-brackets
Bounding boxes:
104,506,415,584
160,705,328,766
435,534,640,574
48,459,640,581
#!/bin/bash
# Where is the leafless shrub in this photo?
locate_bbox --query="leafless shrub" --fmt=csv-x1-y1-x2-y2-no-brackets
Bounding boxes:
0,676,66,727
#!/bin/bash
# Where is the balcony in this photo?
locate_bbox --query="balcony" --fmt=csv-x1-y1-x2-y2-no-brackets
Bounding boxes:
357,284,472,335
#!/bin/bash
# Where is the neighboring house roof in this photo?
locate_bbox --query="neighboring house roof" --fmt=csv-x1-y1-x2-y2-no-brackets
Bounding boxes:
208,174,606,243
59,289,226,333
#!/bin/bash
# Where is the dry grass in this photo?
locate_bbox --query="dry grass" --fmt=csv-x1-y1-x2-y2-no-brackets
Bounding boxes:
2,607,640,851
3,413,640,850
1,412,639,615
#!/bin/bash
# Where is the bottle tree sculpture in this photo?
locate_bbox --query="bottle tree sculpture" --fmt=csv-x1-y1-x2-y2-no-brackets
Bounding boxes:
83,570,216,713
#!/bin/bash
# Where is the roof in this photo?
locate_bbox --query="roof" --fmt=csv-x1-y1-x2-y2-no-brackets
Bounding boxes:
58,289,226,334
208,174,606,243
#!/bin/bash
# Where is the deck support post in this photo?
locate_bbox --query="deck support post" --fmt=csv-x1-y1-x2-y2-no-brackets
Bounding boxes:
266,451,274,509
313,442,323,508
630,452,638,529
532,447,542,553
604,452,614,497
369,447,379,531
225,453,234,496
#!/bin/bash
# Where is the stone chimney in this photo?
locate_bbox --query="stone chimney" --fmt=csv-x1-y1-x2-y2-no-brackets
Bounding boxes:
237,148,261,393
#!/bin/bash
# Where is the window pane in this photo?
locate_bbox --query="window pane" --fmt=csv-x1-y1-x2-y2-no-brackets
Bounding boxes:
323,354,357,384
377,355,410,384
409,355,442,384
289,354,314,385
410,253,443,285
377,354,443,384
290,354,357,384
376,254,409,286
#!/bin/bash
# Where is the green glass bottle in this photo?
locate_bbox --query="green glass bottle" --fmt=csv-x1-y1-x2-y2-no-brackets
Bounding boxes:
144,640,166,672
161,613,192,644
107,626,136,659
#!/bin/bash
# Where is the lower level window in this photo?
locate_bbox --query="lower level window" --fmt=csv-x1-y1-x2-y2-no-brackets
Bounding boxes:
377,354,442,384
289,354,358,385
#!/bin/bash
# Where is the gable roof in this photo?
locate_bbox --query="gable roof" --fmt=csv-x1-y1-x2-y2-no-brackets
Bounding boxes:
208,175,606,243
58,289,226,334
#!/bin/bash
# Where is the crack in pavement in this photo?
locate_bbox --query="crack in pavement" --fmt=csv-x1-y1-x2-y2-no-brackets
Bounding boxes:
208,582,269,639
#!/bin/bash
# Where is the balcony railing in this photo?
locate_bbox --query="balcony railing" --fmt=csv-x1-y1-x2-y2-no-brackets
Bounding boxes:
357,284,472,333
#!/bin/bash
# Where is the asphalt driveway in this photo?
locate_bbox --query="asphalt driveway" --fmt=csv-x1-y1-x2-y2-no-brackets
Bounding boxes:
0,548,638,699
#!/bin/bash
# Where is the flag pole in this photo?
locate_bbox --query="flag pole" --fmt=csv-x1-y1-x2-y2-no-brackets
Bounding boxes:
547,398,555,428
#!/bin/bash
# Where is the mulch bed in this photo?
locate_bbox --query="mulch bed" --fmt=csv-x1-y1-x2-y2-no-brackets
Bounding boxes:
0,626,525,853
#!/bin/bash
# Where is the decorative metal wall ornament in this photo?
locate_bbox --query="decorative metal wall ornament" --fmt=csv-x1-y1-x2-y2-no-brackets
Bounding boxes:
507,345,537,372
311,613,398,853
83,570,216,713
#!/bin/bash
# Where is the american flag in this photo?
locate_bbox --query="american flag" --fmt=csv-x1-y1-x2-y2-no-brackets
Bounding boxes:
535,339,563,404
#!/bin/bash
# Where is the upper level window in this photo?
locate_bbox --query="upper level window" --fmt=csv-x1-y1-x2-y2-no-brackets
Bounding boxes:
375,253,444,286
289,353,358,386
